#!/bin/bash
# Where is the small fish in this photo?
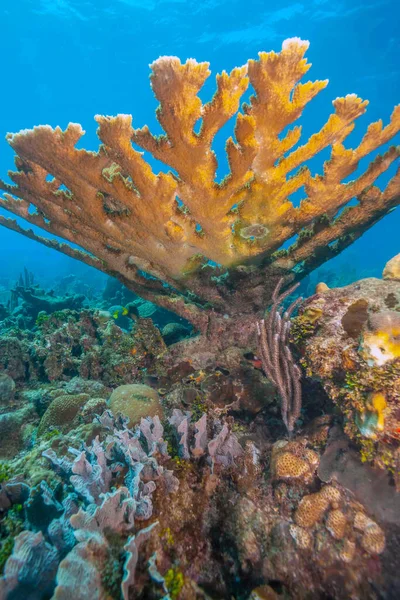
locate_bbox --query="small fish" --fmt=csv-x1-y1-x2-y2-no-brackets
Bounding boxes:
251,358,263,370
122,307,129,316
245,353,263,369
112,310,120,319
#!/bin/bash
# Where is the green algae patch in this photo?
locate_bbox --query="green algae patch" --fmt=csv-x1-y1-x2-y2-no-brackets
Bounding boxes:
164,567,185,599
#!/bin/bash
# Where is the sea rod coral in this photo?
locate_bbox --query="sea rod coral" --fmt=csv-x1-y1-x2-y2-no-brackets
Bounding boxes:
0,38,399,349
257,278,303,433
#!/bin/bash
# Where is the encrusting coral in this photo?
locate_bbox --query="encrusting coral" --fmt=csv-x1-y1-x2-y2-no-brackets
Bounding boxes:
0,38,399,349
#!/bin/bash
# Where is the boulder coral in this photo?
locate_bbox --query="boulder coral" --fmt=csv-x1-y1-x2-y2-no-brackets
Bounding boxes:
383,253,400,282
108,384,163,426
37,393,91,436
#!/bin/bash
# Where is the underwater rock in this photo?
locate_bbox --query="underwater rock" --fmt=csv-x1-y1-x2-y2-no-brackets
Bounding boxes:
383,252,400,281
0,530,59,599
0,309,164,387
0,337,31,383
0,374,15,407
291,276,400,473
19,387,54,417
0,405,37,459
161,322,191,345
108,384,163,426
340,299,369,338
13,285,85,324
318,426,400,519
63,377,109,398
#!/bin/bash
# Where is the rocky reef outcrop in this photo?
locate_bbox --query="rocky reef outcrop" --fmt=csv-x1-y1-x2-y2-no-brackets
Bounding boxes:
291,271,400,481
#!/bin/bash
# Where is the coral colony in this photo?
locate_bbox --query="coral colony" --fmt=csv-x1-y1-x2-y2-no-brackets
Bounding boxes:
0,39,399,340
0,39,399,599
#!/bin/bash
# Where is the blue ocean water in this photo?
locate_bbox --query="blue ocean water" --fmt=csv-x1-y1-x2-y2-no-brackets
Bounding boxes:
0,0,399,286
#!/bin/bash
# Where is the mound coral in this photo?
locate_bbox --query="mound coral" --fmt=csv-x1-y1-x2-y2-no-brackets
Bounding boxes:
37,393,90,436
271,439,319,483
0,38,398,352
294,485,342,528
108,383,163,426
383,252,400,281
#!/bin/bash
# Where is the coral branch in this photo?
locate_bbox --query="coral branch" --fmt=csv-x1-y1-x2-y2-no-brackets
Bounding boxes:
1,38,399,326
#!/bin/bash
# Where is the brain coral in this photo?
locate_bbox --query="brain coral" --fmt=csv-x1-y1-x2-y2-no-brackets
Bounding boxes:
37,393,90,436
108,383,163,426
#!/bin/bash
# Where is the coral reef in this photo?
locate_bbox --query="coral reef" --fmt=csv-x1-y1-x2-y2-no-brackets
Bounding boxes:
0,308,165,386
0,411,179,598
3,271,85,331
0,41,399,588
0,39,398,352
1,405,396,600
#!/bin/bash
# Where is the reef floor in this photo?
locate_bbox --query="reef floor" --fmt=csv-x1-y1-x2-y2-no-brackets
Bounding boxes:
0,264,399,599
